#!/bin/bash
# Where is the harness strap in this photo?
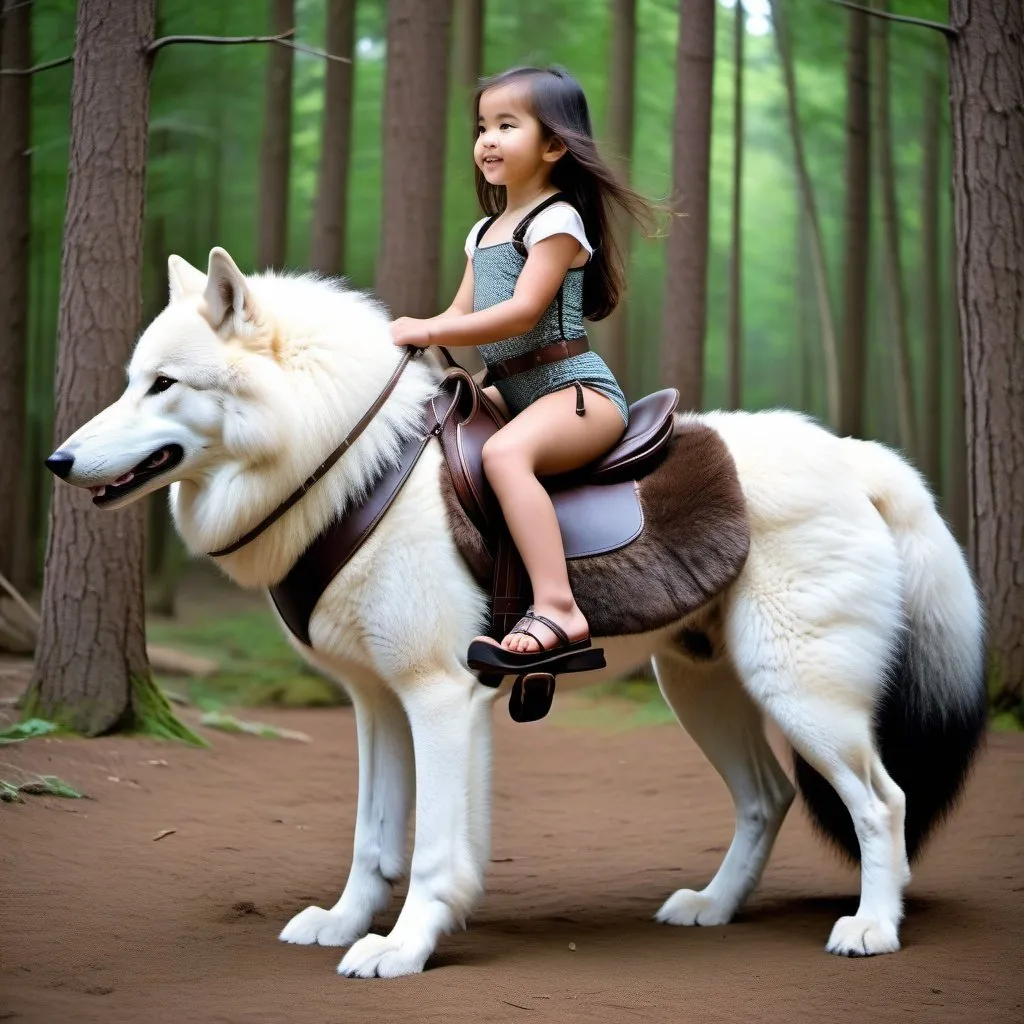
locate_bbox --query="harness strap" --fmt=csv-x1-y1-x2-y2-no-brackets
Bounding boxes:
208,347,420,558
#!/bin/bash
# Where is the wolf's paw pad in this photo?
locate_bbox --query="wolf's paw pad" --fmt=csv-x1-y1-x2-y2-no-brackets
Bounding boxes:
826,915,900,956
337,932,430,978
279,906,365,947
655,889,735,927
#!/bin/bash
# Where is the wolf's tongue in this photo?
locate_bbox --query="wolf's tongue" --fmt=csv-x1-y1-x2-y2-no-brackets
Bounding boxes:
112,471,135,487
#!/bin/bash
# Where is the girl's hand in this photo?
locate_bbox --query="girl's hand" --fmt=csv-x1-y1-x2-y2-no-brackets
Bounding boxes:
390,317,434,348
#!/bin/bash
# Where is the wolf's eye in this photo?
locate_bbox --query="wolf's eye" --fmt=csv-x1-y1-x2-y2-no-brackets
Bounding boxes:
148,375,176,396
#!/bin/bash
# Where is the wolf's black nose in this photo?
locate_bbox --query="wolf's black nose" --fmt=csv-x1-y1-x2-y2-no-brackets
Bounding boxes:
45,451,75,479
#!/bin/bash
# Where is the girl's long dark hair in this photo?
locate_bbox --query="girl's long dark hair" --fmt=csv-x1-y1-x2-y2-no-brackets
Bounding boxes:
473,65,654,321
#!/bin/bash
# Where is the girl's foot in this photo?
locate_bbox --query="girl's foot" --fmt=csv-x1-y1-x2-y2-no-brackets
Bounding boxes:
469,601,589,656
501,601,589,653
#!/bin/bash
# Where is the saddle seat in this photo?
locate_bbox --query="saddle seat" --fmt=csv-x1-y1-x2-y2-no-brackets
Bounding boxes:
433,364,680,543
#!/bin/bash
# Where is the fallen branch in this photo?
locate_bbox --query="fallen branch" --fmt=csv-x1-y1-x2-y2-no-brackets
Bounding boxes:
824,0,957,37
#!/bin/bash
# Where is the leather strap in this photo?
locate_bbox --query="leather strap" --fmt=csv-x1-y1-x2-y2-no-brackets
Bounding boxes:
208,347,421,558
268,384,461,647
486,336,590,382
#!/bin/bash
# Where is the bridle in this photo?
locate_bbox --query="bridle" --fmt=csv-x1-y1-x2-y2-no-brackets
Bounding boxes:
207,347,422,558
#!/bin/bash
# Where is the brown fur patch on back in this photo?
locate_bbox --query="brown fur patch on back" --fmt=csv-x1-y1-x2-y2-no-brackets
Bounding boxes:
441,419,750,638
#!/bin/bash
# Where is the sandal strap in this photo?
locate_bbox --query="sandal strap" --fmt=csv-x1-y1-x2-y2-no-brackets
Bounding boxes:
519,611,571,646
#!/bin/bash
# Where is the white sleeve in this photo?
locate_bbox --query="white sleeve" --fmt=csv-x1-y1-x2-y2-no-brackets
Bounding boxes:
523,203,593,261
464,217,490,258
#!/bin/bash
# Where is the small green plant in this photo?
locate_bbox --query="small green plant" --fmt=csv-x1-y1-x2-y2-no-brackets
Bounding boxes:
0,718,60,744
1,774,84,802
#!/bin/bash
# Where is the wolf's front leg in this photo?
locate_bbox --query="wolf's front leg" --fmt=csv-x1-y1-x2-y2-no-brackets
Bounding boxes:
280,683,414,947
338,670,489,978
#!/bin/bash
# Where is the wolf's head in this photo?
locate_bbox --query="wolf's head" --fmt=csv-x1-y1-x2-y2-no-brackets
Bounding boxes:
47,247,346,512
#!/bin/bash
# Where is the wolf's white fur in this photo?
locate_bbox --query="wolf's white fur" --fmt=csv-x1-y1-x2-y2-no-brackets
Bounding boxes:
52,249,984,976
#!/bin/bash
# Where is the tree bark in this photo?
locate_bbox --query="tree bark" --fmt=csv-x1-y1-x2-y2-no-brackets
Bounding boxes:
948,0,1024,708
451,0,483,99
310,0,356,276
838,6,870,439
873,0,917,457
25,0,195,742
592,0,636,391
919,55,943,489
769,0,840,426
726,0,743,410
257,0,295,270
660,0,715,412
376,0,454,317
0,0,31,589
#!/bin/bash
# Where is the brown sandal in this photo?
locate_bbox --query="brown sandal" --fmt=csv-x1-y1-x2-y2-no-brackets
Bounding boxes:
467,608,593,674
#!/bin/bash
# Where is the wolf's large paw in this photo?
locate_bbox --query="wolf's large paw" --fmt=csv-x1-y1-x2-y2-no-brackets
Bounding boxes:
336,931,431,978
655,888,736,927
826,915,900,956
279,905,370,947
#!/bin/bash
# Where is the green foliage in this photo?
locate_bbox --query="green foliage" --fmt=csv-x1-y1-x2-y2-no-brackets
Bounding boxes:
1,774,84,802
147,609,347,710
0,718,59,743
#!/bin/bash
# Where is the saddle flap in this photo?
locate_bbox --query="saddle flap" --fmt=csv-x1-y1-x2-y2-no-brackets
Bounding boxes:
589,388,679,478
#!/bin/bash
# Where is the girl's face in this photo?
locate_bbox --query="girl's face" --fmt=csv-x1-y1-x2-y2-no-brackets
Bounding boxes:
475,83,565,192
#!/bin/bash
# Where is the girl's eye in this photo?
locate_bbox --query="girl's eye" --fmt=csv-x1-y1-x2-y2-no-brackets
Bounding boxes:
500,122,513,130
476,125,485,135
148,375,176,396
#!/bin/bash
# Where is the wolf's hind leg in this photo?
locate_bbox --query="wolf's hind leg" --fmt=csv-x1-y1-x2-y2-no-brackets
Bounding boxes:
727,586,908,955
280,682,413,947
653,649,794,926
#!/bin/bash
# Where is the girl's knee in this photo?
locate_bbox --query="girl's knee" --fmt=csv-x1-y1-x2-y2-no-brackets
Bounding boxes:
481,433,531,478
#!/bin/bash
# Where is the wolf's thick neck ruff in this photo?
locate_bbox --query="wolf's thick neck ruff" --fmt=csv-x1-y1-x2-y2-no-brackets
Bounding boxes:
206,347,422,558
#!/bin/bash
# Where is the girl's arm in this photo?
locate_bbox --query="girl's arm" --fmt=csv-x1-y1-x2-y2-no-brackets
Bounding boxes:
391,234,582,348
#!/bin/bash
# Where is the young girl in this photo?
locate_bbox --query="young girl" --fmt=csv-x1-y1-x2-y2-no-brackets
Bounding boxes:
390,65,650,669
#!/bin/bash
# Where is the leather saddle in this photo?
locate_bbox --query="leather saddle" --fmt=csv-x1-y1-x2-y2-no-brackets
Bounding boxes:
431,360,679,644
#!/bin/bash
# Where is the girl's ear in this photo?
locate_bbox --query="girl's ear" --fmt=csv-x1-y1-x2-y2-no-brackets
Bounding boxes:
543,136,568,163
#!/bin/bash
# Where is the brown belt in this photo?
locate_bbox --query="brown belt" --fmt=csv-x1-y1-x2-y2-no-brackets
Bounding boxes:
486,337,590,382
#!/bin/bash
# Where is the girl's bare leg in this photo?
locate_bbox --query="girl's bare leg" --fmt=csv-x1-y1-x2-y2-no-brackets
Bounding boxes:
478,385,625,653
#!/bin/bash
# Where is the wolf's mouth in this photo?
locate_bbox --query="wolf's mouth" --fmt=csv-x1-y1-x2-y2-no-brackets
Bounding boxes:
90,445,184,505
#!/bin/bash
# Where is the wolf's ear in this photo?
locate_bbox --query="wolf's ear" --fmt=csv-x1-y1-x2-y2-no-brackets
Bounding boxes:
203,247,253,331
167,255,206,302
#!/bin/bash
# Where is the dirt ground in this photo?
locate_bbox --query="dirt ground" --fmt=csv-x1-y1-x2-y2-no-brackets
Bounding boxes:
1,667,1021,1024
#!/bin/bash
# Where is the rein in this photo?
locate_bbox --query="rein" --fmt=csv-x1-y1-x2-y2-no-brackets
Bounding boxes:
207,346,422,558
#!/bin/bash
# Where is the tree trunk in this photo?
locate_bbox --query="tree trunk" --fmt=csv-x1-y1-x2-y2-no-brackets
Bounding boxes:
919,55,943,490
769,0,840,426
838,6,870,439
595,0,637,392
946,259,968,545
376,0,454,317
257,0,295,270
873,0,916,457
310,0,356,276
25,0,196,742
726,0,743,410
948,0,1024,708
451,0,483,99
0,0,31,590
660,0,715,412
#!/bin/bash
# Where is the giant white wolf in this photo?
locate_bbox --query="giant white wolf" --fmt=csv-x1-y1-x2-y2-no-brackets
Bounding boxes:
46,248,987,977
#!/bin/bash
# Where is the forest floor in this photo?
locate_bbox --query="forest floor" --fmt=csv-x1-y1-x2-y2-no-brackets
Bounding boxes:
2,659,1022,1023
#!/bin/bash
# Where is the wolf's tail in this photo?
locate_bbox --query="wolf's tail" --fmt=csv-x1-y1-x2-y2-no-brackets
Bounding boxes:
794,439,988,863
